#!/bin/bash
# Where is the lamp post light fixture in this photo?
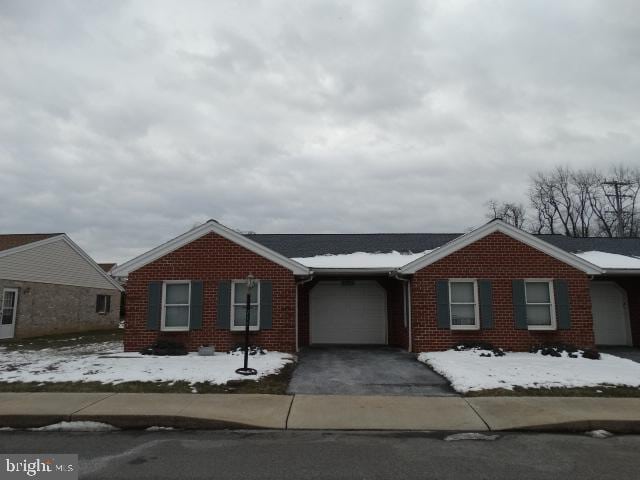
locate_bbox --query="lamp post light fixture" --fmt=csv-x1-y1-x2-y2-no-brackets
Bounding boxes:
235,273,257,376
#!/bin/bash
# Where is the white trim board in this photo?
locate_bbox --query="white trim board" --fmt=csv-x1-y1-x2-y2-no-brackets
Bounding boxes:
398,220,603,275
112,220,310,277
0,234,123,291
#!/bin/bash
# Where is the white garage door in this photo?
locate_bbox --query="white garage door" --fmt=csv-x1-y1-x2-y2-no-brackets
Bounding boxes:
310,280,387,345
590,282,631,346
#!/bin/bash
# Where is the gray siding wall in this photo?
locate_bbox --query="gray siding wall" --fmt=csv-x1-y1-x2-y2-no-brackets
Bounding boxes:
0,238,116,289
0,279,120,338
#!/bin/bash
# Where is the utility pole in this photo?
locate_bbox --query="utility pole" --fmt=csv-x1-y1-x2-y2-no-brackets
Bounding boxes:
603,180,632,237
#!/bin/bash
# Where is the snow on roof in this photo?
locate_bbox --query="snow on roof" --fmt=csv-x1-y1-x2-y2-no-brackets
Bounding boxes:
574,251,640,270
292,250,432,269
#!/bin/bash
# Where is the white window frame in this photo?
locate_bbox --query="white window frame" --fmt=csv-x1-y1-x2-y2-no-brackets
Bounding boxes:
449,279,480,330
230,280,261,332
524,279,556,331
96,294,110,314
161,280,191,332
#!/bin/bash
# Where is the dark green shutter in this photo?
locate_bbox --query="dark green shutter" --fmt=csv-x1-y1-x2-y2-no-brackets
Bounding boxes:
512,280,527,329
260,281,273,330
190,281,203,329
217,281,231,329
147,282,162,330
478,280,493,329
554,279,571,330
436,280,450,329
106,295,111,313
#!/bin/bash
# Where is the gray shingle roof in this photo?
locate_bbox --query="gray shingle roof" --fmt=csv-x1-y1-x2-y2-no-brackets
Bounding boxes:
246,232,640,258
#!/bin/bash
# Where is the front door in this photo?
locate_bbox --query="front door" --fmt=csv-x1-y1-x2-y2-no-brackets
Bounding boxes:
0,288,18,339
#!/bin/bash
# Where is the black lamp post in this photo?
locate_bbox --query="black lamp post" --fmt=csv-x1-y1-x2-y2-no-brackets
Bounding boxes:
235,273,257,376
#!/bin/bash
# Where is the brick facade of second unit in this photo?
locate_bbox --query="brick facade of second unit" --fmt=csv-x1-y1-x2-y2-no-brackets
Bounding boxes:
124,232,297,353
410,231,595,352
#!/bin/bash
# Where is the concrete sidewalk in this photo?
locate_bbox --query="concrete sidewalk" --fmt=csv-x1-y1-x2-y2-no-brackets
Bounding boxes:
1,392,640,433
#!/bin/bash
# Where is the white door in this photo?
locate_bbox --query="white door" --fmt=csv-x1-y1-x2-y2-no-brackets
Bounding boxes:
0,288,19,339
310,280,387,345
590,282,631,346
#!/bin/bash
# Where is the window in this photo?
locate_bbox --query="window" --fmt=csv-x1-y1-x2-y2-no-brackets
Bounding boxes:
525,280,556,330
2,289,18,326
96,295,111,314
161,281,190,331
449,280,479,330
231,280,260,331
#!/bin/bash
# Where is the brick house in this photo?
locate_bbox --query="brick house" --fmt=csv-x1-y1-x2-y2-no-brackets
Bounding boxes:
113,219,640,353
0,234,123,339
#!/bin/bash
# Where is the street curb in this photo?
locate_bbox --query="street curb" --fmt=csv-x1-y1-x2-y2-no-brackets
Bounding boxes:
2,414,640,433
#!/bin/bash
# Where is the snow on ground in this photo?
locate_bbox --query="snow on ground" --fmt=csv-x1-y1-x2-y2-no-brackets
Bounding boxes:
419,349,640,393
30,421,118,432
574,250,640,270
292,250,432,269
0,340,293,385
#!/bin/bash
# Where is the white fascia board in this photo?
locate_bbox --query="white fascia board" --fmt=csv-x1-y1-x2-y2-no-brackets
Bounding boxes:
398,220,603,276
600,268,640,276
112,221,310,277
61,236,125,291
311,267,396,275
0,235,65,259
0,234,124,291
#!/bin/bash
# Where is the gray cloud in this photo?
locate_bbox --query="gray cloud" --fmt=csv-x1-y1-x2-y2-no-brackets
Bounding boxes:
1,0,639,262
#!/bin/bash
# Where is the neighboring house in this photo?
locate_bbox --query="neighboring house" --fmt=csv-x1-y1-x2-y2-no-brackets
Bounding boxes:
112,219,640,353
98,263,117,274
0,234,123,339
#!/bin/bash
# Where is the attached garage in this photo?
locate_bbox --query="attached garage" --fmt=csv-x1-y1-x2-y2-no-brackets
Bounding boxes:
309,280,387,345
590,282,632,346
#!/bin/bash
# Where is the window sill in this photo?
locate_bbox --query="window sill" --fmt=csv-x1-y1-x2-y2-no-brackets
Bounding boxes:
450,325,480,331
527,325,557,331
161,327,190,332
230,327,260,333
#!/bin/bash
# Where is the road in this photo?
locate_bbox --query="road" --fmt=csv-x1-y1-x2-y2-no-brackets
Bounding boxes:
1,430,639,479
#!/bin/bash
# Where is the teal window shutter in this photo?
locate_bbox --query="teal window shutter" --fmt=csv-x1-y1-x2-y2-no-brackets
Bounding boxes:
436,280,450,329
217,281,231,329
554,279,571,330
190,281,203,330
147,282,162,330
260,281,273,330
512,280,527,329
478,280,494,329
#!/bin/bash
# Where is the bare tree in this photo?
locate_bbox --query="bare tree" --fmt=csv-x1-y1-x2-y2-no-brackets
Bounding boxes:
486,200,527,229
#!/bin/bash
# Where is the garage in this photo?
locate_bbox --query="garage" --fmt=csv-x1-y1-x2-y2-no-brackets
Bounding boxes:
309,280,387,345
590,282,632,346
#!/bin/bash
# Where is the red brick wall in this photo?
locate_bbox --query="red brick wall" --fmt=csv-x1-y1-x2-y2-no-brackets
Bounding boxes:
411,231,595,352
124,232,297,353
612,278,640,346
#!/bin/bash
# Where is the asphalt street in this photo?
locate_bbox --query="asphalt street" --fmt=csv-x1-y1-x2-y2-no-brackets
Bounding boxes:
1,430,639,480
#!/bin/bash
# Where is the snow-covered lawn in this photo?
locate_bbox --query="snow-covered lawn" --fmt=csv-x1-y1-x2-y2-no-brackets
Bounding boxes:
419,349,640,393
0,339,293,386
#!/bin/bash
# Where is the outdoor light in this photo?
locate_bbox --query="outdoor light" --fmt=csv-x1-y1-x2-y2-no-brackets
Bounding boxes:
235,273,257,376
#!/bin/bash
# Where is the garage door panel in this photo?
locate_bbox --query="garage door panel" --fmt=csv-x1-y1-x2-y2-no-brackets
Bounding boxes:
590,282,631,346
310,281,387,345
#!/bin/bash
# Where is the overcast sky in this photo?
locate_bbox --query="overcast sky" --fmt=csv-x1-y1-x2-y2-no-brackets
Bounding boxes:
1,1,639,263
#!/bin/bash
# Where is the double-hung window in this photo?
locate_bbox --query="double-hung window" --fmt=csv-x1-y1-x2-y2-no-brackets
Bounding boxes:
449,280,479,330
231,280,260,331
162,281,191,331
525,280,556,330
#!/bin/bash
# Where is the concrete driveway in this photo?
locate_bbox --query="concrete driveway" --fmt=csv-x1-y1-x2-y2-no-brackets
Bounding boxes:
600,347,640,363
287,347,456,396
